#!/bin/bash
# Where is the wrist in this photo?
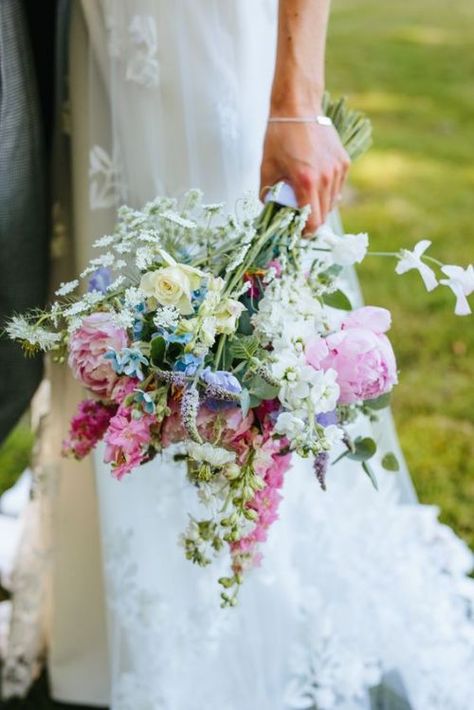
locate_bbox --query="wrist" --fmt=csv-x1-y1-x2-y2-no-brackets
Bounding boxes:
270,82,325,117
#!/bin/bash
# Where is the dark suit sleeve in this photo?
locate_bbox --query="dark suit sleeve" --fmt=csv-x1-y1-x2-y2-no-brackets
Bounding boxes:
0,0,52,443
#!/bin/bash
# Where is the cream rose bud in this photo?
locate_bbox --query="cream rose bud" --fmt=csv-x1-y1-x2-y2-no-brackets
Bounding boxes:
214,298,246,335
200,316,217,346
139,264,202,315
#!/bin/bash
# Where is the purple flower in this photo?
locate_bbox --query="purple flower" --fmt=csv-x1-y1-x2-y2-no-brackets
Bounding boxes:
201,367,242,411
88,267,112,293
316,410,338,427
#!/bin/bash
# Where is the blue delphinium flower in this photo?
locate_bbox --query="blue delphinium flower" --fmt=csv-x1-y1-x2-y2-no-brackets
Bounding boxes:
165,331,193,345
201,367,242,411
88,267,112,293
105,347,149,381
174,353,202,376
134,389,155,414
132,303,148,340
192,285,208,310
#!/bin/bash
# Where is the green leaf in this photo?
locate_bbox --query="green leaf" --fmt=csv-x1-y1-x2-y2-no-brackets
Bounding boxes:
347,436,377,462
362,461,379,490
236,309,253,335
381,452,400,472
229,335,260,361
150,336,166,367
248,393,263,409
240,388,251,417
165,341,184,365
322,290,353,311
248,374,279,401
366,392,391,410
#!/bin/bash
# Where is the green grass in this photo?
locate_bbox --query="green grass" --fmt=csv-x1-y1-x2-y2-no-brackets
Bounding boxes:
327,0,474,545
0,426,33,497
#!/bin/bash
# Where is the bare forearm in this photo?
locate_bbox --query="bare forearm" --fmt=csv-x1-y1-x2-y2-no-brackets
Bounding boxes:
271,0,331,114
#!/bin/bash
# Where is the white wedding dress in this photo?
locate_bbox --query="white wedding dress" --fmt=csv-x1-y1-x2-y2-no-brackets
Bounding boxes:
3,2,474,709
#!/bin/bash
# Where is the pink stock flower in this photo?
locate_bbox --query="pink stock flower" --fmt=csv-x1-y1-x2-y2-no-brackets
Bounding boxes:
231,427,292,571
322,306,398,404
266,259,283,277
110,376,140,405
62,399,116,459
104,407,155,480
68,313,129,398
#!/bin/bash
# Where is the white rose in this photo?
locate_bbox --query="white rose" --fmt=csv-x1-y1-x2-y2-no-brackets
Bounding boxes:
214,298,246,335
157,249,203,290
139,264,202,315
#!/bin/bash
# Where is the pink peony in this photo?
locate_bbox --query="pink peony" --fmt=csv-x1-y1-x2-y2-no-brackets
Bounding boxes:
62,399,117,459
68,313,129,398
321,306,397,404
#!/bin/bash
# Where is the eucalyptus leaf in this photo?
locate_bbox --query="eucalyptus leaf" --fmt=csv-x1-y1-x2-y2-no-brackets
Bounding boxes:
362,461,379,490
322,290,353,311
347,436,377,462
381,452,400,472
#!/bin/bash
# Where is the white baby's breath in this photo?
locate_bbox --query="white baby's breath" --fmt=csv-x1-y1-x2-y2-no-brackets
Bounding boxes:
124,287,144,308
93,234,115,248
107,275,126,292
153,306,180,330
161,211,196,229
55,279,79,297
6,316,61,351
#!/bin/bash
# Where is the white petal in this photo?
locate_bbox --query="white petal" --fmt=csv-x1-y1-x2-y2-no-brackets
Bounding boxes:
413,239,432,257
440,279,472,316
418,263,439,292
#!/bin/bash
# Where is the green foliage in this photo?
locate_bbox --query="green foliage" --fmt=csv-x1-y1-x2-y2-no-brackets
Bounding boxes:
0,425,33,497
229,335,260,361
322,289,353,310
347,436,377,462
381,452,400,472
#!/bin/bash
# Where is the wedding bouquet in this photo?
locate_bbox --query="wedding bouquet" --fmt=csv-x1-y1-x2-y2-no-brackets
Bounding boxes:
6,99,473,606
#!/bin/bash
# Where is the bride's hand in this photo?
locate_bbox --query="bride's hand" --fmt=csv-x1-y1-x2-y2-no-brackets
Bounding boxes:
260,120,351,235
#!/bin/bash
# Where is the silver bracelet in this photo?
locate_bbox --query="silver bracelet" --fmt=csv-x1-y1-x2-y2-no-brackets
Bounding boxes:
268,115,333,126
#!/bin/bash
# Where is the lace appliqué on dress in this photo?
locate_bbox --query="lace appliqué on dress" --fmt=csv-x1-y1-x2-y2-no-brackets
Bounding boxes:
89,145,126,211
105,12,159,89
